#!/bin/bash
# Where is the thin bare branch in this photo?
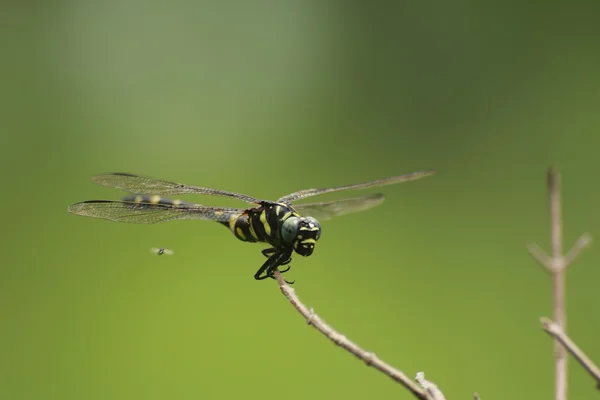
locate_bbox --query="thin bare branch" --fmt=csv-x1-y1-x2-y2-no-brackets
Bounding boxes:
548,168,563,263
415,372,446,400
532,168,593,400
529,233,591,274
273,270,431,400
547,168,567,400
564,233,592,266
541,317,600,390
528,243,552,272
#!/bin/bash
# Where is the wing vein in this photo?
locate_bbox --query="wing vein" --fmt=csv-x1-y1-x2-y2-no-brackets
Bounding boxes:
278,170,435,203
67,200,242,224
92,173,262,204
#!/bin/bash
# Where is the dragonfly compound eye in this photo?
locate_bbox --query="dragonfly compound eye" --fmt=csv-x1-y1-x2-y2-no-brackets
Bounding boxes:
281,216,300,245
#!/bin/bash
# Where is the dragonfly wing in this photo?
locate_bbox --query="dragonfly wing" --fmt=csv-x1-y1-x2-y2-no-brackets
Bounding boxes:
92,173,261,204
293,193,385,221
68,200,242,224
278,170,435,203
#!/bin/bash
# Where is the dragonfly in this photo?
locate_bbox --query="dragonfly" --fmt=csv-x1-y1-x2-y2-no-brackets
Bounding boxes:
68,170,435,283
151,247,174,256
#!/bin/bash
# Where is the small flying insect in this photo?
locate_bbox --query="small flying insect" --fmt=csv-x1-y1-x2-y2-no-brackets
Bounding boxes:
68,170,435,283
151,248,174,256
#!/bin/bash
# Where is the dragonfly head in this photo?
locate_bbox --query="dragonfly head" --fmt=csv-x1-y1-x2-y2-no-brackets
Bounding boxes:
281,216,322,257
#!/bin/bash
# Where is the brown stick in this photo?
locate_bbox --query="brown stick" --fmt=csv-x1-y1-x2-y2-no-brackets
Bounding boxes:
541,317,600,389
273,270,441,400
415,372,446,400
549,169,568,400
528,168,592,400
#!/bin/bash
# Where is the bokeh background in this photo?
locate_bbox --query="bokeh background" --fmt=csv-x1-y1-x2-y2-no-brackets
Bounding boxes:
2,1,600,399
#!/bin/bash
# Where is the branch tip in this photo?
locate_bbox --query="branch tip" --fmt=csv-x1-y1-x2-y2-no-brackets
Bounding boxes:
540,316,554,331
528,242,552,271
415,372,446,400
564,233,592,266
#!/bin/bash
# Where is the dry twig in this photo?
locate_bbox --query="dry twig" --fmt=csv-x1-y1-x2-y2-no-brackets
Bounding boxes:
528,168,592,400
541,317,600,390
415,372,446,400
273,270,439,400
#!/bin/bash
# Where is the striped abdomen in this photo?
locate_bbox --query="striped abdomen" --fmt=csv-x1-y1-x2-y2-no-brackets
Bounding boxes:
122,195,298,247
224,202,299,247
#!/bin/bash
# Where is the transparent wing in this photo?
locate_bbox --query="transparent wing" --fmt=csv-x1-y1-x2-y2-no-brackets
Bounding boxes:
278,170,435,203
92,173,262,204
294,193,385,221
68,200,242,224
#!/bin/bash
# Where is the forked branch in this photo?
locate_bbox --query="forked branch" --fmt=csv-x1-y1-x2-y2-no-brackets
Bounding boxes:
528,168,593,400
541,317,600,390
273,270,443,400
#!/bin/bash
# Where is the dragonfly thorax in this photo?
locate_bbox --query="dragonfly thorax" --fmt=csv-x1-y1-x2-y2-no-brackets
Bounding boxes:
281,215,322,257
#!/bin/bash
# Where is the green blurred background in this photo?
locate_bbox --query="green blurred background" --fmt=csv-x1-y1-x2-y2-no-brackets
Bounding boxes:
1,1,599,399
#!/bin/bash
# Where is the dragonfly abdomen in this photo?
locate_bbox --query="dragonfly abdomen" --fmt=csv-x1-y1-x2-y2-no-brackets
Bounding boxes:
223,212,260,243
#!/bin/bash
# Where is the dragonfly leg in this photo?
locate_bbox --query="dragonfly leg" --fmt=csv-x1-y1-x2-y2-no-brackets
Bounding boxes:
277,265,291,274
276,254,293,274
254,250,294,284
261,248,277,258
254,252,281,280
269,250,294,284
270,273,295,285
261,248,292,274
